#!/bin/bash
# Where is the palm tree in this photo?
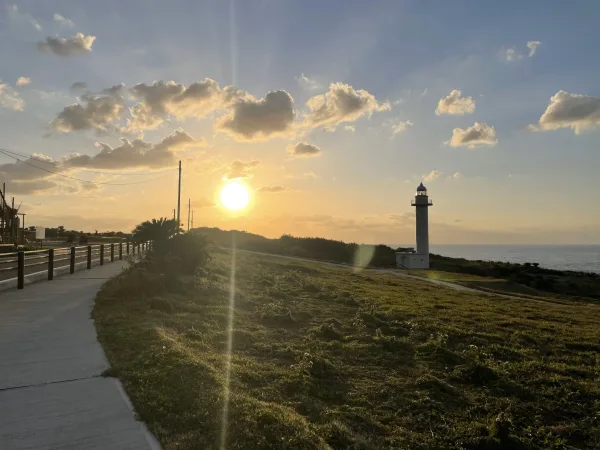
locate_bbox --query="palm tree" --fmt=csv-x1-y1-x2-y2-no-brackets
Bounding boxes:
131,218,181,247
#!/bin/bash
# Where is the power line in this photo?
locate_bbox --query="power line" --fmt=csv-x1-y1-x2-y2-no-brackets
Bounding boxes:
0,148,177,176
0,150,175,186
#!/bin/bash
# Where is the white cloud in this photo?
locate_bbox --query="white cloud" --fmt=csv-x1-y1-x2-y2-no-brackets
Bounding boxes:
527,41,542,57
37,33,96,57
423,169,441,182
223,160,260,180
216,90,295,141
53,13,74,28
446,122,498,148
451,172,461,180
296,74,322,91
286,142,322,158
390,119,413,136
257,186,290,193
529,90,600,134
7,4,41,31
16,77,31,86
51,92,124,133
502,47,522,62
435,89,475,115
0,82,24,111
343,125,356,132
63,129,203,170
304,82,390,130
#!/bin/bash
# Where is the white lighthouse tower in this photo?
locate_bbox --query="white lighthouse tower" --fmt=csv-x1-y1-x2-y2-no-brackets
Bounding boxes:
396,182,433,269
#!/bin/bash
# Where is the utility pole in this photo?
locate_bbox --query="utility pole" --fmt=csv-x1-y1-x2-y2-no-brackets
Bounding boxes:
173,209,176,221
191,210,194,230
187,199,191,231
177,160,182,227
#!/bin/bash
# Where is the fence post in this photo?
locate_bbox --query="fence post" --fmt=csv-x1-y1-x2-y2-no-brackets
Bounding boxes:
100,244,104,265
127,241,130,255
70,247,75,274
17,251,24,289
87,246,92,269
132,244,136,255
110,243,114,262
48,248,54,281
119,242,123,260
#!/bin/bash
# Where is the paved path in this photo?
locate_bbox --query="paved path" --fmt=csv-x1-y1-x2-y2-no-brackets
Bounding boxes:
0,262,160,450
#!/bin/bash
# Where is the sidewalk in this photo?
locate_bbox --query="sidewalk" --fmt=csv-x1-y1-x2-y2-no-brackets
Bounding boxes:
0,262,160,450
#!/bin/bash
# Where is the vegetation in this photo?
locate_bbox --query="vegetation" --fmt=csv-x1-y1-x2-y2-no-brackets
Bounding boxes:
195,227,600,301
94,249,600,449
132,217,181,248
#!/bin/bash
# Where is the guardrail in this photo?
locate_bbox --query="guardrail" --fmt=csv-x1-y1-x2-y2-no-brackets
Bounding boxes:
0,241,152,290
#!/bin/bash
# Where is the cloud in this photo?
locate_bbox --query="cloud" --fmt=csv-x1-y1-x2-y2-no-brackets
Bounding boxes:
435,89,475,115
423,169,441,182
16,77,31,87
216,90,295,141
286,142,322,158
70,81,87,92
127,79,223,131
451,172,462,180
257,186,289,193
446,122,498,148
37,33,96,57
51,93,124,132
296,74,322,91
223,160,260,180
63,129,203,170
304,82,390,129
390,120,413,136
527,41,542,57
0,83,24,111
7,4,41,31
502,47,522,62
529,90,600,134
53,13,74,28
343,125,355,132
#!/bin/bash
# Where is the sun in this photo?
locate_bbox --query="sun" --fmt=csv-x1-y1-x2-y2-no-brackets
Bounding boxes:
220,181,250,211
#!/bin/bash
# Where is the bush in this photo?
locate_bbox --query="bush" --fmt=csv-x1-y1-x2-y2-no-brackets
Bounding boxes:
79,234,89,244
66,232,76,243
152,233,210,275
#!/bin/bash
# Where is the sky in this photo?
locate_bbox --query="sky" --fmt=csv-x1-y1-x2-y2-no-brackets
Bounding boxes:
1,0,599,244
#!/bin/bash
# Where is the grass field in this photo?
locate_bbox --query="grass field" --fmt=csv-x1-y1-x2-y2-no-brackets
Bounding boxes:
94,250,600,449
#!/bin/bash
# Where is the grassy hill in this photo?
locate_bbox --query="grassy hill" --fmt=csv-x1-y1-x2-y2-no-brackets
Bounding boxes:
94,249,600,449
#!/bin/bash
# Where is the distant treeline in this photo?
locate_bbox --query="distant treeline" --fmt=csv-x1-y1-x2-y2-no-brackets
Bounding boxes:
196,226,600,300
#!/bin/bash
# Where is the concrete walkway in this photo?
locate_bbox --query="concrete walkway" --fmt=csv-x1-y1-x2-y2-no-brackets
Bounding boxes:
0,262,160,450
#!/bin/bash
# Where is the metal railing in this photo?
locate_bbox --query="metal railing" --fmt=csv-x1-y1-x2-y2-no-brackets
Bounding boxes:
0,241,152,290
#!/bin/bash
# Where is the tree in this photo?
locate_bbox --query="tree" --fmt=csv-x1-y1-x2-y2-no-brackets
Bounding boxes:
57,226,65,236
131,218,181,247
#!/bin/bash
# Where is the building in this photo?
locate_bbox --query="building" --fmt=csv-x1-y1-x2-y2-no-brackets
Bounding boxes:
396,182,433,269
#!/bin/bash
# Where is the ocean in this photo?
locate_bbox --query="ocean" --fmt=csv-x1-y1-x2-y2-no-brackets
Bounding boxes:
394,245,600,274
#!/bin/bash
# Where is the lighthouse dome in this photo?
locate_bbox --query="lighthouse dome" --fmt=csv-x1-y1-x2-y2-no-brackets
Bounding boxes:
417,182,427,192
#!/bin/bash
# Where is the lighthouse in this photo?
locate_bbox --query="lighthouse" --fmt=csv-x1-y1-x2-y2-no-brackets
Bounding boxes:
396,182,433,269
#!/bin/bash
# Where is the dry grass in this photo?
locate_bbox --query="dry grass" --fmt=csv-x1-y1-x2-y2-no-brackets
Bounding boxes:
94,251,600,449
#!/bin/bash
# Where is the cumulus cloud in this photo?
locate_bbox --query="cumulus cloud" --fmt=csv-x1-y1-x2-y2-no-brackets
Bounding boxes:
0,83,24,110
447,122,498,148
502,47,522,62
53,13,74,28
451,172,462,180
286,142,322,158
37,33,96,57
390,120,413,136
0,153,78,195
127,79,223,131
527,41,542,57
296,74,322,91
343,125,355,132
51,93,124,133
223,160,261,180
435,90,475,115
70,81,87,92
304,82,390,129
63,129,203,170
216,90,295,141
257,186,289,193
423,169,441,182
16,77,31,86
529,90,600,134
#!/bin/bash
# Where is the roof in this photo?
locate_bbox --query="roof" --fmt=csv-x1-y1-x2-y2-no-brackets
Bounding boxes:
417,182,427,191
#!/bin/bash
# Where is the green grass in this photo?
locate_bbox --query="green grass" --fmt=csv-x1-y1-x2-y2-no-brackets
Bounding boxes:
94,251,600,449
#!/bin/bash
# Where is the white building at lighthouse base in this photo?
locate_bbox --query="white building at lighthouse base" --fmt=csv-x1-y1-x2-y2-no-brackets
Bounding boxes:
396,251,429,269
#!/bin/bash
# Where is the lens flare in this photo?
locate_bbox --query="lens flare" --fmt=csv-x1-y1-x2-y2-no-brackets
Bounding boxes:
220,181,250,211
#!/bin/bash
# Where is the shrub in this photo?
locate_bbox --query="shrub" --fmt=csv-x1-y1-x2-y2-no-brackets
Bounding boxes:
151,233,210,275
66,232,76,243
79,234,89,244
